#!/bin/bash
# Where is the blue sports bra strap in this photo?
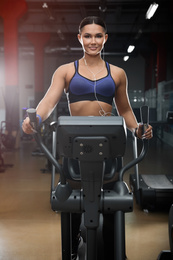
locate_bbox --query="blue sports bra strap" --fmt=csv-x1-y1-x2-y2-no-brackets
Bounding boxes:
106,62,110,74
74,60,78,71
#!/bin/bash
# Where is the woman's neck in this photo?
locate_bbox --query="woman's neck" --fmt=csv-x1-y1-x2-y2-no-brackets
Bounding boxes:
82,53,103,67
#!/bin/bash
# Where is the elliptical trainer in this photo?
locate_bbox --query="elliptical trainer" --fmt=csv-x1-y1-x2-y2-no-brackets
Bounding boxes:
27,106,149,260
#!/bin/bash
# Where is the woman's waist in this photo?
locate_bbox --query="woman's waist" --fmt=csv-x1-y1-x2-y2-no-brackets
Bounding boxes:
69,100,113,116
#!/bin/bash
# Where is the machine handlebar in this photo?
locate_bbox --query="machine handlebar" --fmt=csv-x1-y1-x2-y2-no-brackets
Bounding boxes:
118,105,149,181
26,108,66,185
140,105,149,134
27,108,38,131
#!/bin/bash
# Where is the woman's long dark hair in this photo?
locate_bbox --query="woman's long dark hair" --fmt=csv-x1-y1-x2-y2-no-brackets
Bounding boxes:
79,16,107,34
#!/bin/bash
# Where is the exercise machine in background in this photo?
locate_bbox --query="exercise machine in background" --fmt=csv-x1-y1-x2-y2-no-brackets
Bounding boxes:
0,121,14,173
130,106,173,211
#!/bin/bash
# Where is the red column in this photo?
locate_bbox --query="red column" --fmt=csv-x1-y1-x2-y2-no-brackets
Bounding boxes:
27,33,50,106
0,0,27,130
152,33,167,88
143,51,155,91
156,43,167,85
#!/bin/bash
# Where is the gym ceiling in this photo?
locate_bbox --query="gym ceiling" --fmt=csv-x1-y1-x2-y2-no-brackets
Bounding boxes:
0,0,173,58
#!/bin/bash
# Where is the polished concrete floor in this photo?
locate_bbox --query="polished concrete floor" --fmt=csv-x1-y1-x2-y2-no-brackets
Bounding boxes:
0,134,172,260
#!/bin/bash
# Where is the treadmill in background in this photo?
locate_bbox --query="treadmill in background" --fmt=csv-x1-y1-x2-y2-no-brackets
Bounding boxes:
130,106,173,211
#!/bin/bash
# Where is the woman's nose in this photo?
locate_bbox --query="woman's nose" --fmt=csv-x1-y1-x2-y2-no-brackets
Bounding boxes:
91,37,96,43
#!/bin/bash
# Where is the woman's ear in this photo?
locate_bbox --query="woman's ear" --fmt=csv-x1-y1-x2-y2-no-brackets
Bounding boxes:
104,34,108,44
77,33,82,44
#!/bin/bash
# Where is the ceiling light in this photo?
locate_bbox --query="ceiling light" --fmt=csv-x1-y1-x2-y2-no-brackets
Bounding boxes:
123,56,129,62
42,3,48,8
49,16,55,20
127,45,135,53
146,2,159,19
99,5,107,12
57,29,65,40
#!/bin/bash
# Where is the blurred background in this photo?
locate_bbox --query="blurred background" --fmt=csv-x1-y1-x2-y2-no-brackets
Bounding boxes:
0,1,173,260
0,0,173,148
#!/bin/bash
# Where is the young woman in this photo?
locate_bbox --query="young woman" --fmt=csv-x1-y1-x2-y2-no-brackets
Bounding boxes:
22,16,152,259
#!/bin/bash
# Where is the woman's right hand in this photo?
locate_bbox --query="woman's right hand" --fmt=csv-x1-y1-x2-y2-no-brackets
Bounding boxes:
22,117,34,135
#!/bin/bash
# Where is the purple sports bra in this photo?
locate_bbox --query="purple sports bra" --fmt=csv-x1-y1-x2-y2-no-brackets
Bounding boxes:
66,60,116,105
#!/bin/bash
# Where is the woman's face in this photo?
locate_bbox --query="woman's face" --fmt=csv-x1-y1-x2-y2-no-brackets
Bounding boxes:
78,23,108,56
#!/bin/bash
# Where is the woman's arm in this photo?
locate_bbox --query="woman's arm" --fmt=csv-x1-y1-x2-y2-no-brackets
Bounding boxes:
114,68,138,130
113,66,152,139
36,65,66,121
22,64,67,134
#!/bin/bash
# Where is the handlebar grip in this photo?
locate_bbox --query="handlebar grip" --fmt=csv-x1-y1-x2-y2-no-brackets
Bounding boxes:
140,105,149,133
27,108,37,130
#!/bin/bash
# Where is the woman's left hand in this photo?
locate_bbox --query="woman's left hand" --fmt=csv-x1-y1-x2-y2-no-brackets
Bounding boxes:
136,124,153,139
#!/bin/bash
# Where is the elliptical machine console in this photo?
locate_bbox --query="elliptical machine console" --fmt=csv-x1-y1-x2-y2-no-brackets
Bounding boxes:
56,116,126,159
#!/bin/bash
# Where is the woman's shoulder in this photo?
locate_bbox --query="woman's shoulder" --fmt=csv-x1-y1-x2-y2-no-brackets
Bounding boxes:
53,61,76,78
108,63,127,83
56,61,75,72
109,63,126,74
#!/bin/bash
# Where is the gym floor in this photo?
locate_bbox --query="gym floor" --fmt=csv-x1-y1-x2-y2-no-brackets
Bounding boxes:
0,133,172,260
